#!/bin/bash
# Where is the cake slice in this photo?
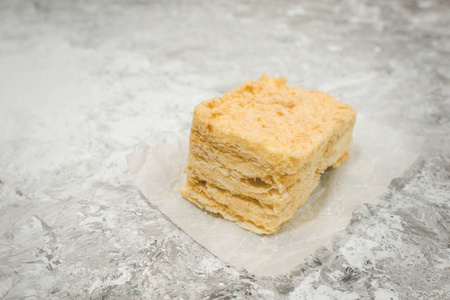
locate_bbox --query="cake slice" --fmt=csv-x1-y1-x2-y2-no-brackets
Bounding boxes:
181,75,356,234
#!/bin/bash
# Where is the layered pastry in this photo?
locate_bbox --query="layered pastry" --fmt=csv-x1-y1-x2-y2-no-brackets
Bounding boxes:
180,75,356,234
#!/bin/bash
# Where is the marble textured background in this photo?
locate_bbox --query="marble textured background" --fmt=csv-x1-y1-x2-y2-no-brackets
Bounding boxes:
0,0,449,299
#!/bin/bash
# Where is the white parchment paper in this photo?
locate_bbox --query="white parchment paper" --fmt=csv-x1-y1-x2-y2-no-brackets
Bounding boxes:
127,116,423,276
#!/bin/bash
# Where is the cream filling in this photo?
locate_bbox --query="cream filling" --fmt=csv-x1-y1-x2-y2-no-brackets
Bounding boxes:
186,128,353,208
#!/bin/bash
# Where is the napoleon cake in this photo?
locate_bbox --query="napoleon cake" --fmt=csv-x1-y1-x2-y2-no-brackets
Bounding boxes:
180,75,356,234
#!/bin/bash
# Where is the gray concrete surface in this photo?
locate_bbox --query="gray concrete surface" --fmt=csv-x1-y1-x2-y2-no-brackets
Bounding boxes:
0,0,449,298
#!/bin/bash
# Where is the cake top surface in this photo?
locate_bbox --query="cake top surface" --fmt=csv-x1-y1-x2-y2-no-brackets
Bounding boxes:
192,75,356,173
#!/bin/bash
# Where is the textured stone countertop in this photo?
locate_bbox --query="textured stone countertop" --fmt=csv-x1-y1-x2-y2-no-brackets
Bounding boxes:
0,0,449,299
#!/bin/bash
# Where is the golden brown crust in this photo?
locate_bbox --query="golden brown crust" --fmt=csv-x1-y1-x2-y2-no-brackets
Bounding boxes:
192,75,356,174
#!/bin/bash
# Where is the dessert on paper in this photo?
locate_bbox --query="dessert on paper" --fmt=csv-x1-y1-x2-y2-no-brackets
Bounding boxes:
181,75,356,233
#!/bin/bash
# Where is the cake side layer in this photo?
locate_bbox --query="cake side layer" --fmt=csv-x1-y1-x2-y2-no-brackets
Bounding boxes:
180,182,271,234
180,173,320,234
189,131,298,190
185,123,354,207
180,129,352,233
